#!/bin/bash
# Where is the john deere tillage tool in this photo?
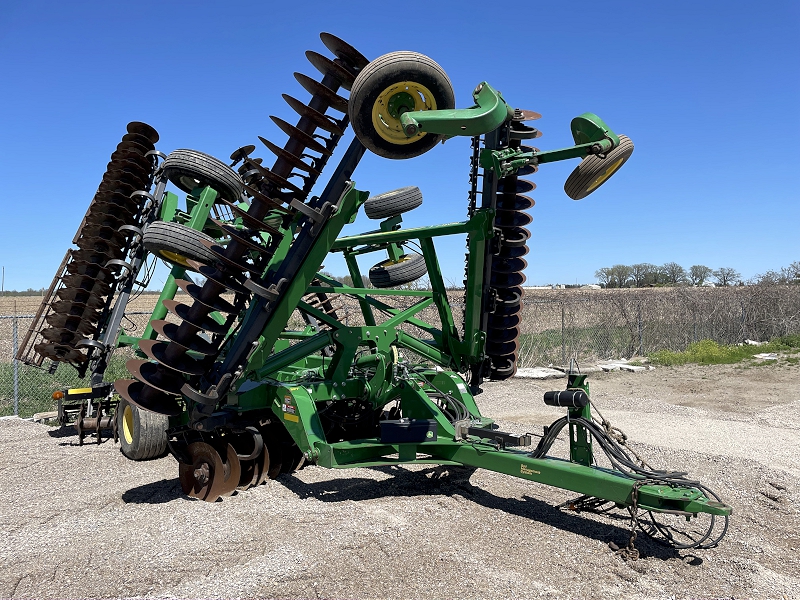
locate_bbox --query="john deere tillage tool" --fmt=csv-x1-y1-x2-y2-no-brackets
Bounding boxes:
19,34,730,553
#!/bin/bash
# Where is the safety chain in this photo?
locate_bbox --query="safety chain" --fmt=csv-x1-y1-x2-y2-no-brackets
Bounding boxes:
611,479,651,561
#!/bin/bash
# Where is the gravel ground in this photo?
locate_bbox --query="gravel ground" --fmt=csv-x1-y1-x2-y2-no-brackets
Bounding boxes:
1,362,798,600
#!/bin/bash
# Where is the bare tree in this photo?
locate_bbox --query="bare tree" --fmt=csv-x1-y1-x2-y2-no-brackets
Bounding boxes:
609,264,633,288
595,267,613,288
630,263,657,287
689,265,713,286
713,267,741,286
661,262,687,285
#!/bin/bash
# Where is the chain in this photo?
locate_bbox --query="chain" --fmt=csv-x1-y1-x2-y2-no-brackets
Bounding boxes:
611,479,650,561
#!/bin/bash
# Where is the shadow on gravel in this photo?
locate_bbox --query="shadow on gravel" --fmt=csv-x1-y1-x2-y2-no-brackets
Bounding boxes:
122,478,186,504
281,465,693,562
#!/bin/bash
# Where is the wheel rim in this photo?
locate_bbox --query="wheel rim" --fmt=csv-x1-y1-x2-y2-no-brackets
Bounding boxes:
371,81,437,145
122,404,134,445
159,249,191,268
379,255,414,268
584,156,626,194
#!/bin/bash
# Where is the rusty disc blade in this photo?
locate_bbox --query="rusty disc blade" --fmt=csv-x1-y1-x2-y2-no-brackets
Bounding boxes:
127,121,159,144
34,342,87,363
496,194,535,211
258,136,320,175
161,299,229,335
320,33,369,70
491,257,528,274
495,210,533,228
218,444,242,498
186,260,250,295
254,444,271,486
490,270,527,288
282,94,344,136
115,379,183,417
270,116,332,156
294,73,348,113
126,358,185,395
203,244,265,277
175,278,238,313
498,178,536,195
138,339,210,375
40,327,83,344
305,51,356,90
44,313,98,335
243,158,304,194
496,226,531,248
149,321,218,357
178,442,226,501
513,109,542,121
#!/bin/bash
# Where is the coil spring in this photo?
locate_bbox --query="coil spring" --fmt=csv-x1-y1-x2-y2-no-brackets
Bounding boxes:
115,34,369,416
33,122,159,367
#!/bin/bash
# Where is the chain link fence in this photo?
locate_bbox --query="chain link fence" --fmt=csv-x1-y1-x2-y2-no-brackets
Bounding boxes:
3,286,798,418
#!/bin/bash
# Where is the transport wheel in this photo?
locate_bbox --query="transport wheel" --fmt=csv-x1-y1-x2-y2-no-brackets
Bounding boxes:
143,221,217,270
369,253,427,288
117,397,169,460
364,186,423,220
161,148,244,202
349,51,455,159
564,135,634,200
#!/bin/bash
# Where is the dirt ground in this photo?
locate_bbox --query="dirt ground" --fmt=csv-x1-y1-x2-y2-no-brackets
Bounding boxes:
1,362,798,600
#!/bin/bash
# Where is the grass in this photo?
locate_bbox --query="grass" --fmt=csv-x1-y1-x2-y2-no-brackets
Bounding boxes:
0,354,131,418
649,335,800,366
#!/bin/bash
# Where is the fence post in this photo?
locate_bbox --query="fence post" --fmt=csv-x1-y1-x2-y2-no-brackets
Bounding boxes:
561,302,566,366
637,300,643,357
12,313,19,416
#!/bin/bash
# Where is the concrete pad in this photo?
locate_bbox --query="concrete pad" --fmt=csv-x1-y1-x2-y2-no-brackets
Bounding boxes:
514,367,565,379
619,364,646,372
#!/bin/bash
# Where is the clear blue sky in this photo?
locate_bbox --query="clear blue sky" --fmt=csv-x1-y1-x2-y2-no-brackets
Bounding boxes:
1,0,797,291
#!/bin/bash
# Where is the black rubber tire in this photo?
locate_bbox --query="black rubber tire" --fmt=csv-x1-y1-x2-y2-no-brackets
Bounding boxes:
564,135,634,200
369,253,427,288
161,149,244,202
143,220,217,270
349,51,455,160
117,397,169,460
364,186,423,220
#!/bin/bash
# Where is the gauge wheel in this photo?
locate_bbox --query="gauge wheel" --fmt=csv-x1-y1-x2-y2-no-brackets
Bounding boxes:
117,397,169,460
369,253,428,288
161,148,244,202
364,186,423,219
564,135,634,200
143,220,217,270
349,51,455,160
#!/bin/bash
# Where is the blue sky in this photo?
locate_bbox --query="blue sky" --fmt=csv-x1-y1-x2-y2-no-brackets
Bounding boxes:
0,0,797,291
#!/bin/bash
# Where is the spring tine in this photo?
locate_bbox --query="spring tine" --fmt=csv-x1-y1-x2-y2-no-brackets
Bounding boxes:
294,73,349,113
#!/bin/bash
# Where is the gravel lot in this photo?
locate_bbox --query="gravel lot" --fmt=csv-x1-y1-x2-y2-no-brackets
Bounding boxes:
1,362,798,600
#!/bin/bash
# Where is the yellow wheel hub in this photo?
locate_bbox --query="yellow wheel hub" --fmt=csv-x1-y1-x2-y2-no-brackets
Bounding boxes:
586,156,626,193
159,249,191,268
372,81,437,145
122,404,135,445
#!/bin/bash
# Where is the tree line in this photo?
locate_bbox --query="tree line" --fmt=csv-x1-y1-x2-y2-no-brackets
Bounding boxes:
594,261,800,288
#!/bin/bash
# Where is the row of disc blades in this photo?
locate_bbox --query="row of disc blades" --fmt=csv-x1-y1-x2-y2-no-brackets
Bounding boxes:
485,120,541,380
115,35,370,505
178,424,305,502
34,122,159,366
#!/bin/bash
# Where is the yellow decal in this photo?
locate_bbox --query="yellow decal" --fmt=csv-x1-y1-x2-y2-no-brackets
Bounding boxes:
283,413,300,423
67,388,93,395
520,464,540,476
